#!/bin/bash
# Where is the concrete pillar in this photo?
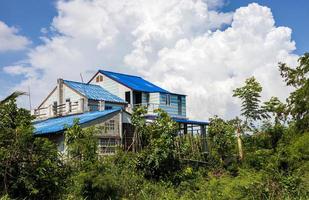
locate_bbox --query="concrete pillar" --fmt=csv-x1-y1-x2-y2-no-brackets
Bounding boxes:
57,78,64,106
130,91,134,108
78,98,84,113
99,101,105,111
65,101,71,114
49,105,54,118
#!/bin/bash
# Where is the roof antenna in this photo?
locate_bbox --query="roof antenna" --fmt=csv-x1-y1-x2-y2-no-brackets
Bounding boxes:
80,73,84,83
80,73,88,97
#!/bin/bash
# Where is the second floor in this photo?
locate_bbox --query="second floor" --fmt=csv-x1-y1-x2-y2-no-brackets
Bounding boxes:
89,70,187,119
34,79,127,120
33,70,187,120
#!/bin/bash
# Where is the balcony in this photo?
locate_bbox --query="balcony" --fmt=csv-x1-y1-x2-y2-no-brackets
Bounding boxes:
33,99,86,120
127,103,186,119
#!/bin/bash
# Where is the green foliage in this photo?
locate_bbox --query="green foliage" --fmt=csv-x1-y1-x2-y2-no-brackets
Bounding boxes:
1,53,309,199
208,116,237,168
233,77,268,126
131,106,148,151
65,120,98,170
263,97,288,124
0,97,67,199
136,109,180,181
279,53,309,132
0,91,26,105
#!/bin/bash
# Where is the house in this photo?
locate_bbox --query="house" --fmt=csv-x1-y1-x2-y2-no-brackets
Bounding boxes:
33,78,132,154
34,79,127,119
88,70,186,119
88,70,208,136
34,108,131,154
33,69,209,154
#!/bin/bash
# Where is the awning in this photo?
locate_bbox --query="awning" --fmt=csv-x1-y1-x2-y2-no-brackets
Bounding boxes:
33,108,121,135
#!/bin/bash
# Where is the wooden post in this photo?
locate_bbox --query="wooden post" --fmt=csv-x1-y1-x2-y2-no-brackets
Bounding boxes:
200,125,207,153
184,124,188,135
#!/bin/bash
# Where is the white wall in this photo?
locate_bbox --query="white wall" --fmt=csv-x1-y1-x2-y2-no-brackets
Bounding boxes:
39,87,58,109
90,72,131,101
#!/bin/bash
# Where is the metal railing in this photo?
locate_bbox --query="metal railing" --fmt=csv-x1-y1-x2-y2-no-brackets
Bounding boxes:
127,103,186,118
34,100,82,120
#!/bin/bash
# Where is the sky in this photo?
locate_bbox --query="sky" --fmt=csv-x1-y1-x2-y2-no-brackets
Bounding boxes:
0,0,307,120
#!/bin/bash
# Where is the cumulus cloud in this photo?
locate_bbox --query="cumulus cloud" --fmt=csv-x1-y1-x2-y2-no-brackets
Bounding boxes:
0,21,30,52
3,65,38,79
5,0,298,120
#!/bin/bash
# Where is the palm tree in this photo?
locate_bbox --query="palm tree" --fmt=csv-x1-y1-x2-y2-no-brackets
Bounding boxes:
0,91,27,105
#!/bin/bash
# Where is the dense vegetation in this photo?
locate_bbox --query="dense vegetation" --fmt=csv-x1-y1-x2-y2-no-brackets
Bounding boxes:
0,54,308,199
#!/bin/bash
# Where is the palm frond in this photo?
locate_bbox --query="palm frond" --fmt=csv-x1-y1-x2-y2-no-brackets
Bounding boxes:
0,91,27,105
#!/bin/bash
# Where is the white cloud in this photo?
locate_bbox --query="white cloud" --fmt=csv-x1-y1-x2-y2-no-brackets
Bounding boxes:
5,1,298,120
0,21,30,52
3,65,37,79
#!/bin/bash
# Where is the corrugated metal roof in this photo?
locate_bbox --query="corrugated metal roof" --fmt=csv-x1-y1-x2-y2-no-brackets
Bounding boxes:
145,115,209,125
34,108,121,135
99,70,170,93
174,118,209,125
64,80,126,103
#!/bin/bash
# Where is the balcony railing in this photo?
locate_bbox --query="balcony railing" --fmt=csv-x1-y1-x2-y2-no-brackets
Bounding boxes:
127,103,186,119
33,99,85,120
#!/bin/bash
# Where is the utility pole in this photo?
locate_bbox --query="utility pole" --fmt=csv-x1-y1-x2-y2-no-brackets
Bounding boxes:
28,86,32,111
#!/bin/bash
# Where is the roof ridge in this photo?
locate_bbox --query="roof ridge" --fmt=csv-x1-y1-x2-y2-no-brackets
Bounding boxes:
63,79,100,87
99,69,142,78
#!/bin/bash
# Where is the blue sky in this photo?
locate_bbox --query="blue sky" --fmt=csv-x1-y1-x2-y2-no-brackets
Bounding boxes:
0,0,307,118
0,0,308,56
223,0,309,55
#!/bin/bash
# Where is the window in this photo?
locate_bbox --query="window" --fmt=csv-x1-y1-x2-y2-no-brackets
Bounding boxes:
105,105,113,110
105,120,115,131
98,138,118,154
96,75,103,82
146,93,150,104
178,96,182,115
125,91,131,104
165,94,171,105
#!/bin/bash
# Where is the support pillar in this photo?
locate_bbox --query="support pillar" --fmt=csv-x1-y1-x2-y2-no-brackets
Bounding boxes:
78,98,84,113
200,125,208,153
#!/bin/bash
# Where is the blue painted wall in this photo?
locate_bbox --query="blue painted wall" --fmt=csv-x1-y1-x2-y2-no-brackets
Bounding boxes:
159,93,186,118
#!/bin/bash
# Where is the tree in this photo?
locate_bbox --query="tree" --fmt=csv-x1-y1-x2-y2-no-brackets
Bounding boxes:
279,53,309,132
262,97,288,125
131,106,148,152
65,120,99,170
64,122,121,200
233,77,268,126
136,109,180,180
233,77,268,160
0,91,26,105
0,94,66,199
208,116,237,166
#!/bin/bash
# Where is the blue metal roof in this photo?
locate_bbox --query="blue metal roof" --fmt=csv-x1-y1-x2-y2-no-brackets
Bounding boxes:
145,115,209,125
174,118,209,125
99,70,170,93
64,80,126,103
34,108,121,135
